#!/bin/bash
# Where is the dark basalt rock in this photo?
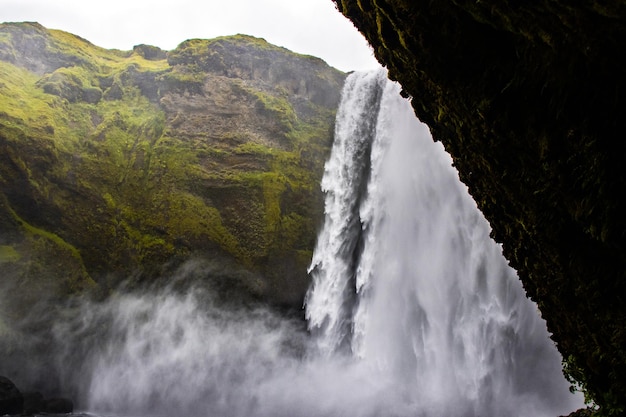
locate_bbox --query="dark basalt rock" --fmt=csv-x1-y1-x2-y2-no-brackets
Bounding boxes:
5,389,73,415
332,0,626,413
22,391,44,415
560,407,596,417
44,397,74,414
0,376,23,415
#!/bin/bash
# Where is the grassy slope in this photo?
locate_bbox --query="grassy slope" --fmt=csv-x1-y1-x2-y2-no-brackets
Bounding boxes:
0,22,342,306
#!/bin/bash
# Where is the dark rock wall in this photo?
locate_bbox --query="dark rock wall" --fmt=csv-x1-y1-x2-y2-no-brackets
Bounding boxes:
332,0,626,412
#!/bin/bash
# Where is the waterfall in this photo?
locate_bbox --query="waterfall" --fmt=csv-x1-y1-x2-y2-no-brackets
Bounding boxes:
305,69,582,416
305,70,386,353
0,70,583,417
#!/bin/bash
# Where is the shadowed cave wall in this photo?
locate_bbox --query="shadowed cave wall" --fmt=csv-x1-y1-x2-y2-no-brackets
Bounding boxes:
331,0,626,413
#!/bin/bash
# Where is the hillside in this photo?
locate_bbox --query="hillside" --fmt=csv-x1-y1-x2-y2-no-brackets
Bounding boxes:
0,22,345,314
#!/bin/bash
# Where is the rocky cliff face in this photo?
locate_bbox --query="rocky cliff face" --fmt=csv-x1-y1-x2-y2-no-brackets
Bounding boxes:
0,22,345,316
331,1,626,414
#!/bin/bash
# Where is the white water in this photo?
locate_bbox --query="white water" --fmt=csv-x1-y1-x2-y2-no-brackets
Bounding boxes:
0,70,583,417
305,69,583,416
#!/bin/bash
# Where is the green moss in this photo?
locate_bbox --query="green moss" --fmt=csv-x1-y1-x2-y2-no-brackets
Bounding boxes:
213,34,284,51
1,21,339,306
262,172,287,234
168,35,291,67
103,192,116,209
0,245,20,263
245,86,298,133
5,201,83,265
157,67,205,93
0,61,63,137
276,213,312,250
233,141,275,156
38,66,94,102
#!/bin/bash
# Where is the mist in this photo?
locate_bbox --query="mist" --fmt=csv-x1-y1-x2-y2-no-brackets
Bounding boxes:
1,257,408,417
0,71,583,417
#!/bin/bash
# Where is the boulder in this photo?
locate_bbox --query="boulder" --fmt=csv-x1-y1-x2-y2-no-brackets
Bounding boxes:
22,392,44,415
0,376,23,415
44,397,74,414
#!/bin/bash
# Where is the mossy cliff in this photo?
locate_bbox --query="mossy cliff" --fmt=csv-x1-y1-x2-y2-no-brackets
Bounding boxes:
0,22,345,311
331,1,626,414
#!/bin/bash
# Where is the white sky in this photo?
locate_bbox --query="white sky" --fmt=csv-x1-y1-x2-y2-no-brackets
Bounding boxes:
1,0,380,72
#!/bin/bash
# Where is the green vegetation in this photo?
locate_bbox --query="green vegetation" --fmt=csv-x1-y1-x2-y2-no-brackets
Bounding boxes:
0,245,20,263
0,21,344,306
5,202,83,264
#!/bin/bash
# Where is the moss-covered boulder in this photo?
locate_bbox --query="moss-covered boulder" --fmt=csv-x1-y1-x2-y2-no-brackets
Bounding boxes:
0,22,345,311
331,0,626,414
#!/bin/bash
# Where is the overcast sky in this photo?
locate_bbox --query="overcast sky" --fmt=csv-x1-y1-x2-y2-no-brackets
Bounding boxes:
1,0,380,72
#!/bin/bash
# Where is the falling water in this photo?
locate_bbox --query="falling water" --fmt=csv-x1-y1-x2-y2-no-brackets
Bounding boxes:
0,70,583,417
305,69,583,416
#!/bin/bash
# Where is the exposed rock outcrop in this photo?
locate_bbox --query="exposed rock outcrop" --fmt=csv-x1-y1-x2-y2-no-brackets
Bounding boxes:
331,0,626,413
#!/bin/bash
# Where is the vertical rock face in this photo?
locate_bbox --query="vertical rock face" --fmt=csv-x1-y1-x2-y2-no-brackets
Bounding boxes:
0,22,345,311
331,0,626,413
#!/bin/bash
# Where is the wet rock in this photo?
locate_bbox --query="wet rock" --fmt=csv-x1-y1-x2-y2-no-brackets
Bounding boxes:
332,0,626,412
0,376,23,415
22,391,44,415
560,408,596,417
44,397,74,414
